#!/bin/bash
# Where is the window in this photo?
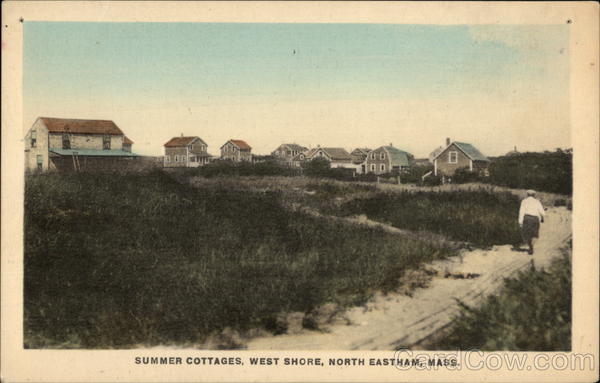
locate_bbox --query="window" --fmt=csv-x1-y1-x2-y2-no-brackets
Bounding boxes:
371,153,376,160
62,133,71,149
380,152,385,160
36,155,43,170
380,164,385,172
189,156,196,162
174,155,179,162
181,155,186,162
448,151,458,164
165,155,170,163
103,135,111,150
370,164,376,172
31,130,37,148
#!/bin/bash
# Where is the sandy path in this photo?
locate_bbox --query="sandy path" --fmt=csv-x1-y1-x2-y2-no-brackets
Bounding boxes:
246,207,571,350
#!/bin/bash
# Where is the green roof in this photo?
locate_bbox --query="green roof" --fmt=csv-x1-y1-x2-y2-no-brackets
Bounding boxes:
50,148,140,157
453,142,490,162
383,146,413,167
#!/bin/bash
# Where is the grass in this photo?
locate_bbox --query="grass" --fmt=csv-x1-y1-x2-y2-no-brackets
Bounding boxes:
431,247,572,351
24,170,455,348
336,190,523,247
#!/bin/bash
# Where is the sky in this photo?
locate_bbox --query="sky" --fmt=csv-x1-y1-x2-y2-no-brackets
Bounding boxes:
23,22,570,157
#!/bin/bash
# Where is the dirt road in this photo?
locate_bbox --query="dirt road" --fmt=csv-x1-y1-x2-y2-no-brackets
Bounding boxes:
246,207,571,350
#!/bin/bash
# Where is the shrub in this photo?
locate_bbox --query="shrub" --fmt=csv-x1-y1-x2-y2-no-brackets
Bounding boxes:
452,167,481,184
487,150,572,195
422,175,442,186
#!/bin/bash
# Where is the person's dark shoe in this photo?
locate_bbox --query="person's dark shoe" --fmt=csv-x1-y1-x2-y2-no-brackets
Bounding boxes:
528,248,534,255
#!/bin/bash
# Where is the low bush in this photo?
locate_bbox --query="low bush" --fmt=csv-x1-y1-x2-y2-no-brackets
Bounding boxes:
433,248,571,351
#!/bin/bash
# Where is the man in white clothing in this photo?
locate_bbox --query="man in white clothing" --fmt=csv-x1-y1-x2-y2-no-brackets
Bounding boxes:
518,190,546,255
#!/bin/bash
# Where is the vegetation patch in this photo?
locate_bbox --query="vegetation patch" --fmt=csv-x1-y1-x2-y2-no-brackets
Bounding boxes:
338,190,522,247
24,171,455,348
430,247,572,351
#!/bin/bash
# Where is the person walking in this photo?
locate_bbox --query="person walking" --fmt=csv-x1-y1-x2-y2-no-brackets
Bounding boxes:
518,190,545,254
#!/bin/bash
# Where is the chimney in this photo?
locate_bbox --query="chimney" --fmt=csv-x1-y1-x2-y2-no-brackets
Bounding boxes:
446,137,451,146
389,142,393,147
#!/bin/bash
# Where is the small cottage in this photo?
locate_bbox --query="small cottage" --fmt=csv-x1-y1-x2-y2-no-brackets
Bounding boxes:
271,143,309,166
364,145,413,175
220,139,252,162
304,147,355,169
432,138,490,177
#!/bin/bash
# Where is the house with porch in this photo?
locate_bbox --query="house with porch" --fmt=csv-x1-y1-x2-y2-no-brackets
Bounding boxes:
24,117,139,172
163,135,212,168
432,138,490,177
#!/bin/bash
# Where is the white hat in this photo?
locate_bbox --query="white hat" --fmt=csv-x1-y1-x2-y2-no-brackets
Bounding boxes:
526,189,536,196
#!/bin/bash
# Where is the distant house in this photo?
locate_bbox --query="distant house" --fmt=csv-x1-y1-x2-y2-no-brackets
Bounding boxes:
24,117,139,172
304,147,355,169
432,138,490,177
364,145,414,175
163,135,212,168
221,139,252,162
350,148,372,173
271,143,308,166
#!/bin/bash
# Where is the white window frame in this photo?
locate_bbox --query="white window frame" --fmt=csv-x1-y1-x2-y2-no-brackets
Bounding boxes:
380,152,385,160
371,153,376,160
174,155,179,162
448,151,458,164
380,164,385,172
181,155,186,163
165,155,170,163
370,164,376,172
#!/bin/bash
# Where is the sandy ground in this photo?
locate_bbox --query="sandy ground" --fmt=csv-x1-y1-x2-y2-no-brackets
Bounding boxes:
246,207,572,350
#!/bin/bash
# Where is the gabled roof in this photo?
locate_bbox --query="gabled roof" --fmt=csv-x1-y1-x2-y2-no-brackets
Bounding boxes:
281,143,308,152
306,147,352,161
123,136,134,145
40,117,124,135
433,141,490,162
351,148,372,155
222,139,252,150
164,136,202,147
49,148,140,157
382,146,413,167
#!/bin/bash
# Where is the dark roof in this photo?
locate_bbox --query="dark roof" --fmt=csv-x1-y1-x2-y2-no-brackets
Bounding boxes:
49,148,140,157
164,136,199,147
352,148,372,155
433,141,490,162
40,117,124,135
382,146,413,167
281,143,308,152
123,136,134,145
